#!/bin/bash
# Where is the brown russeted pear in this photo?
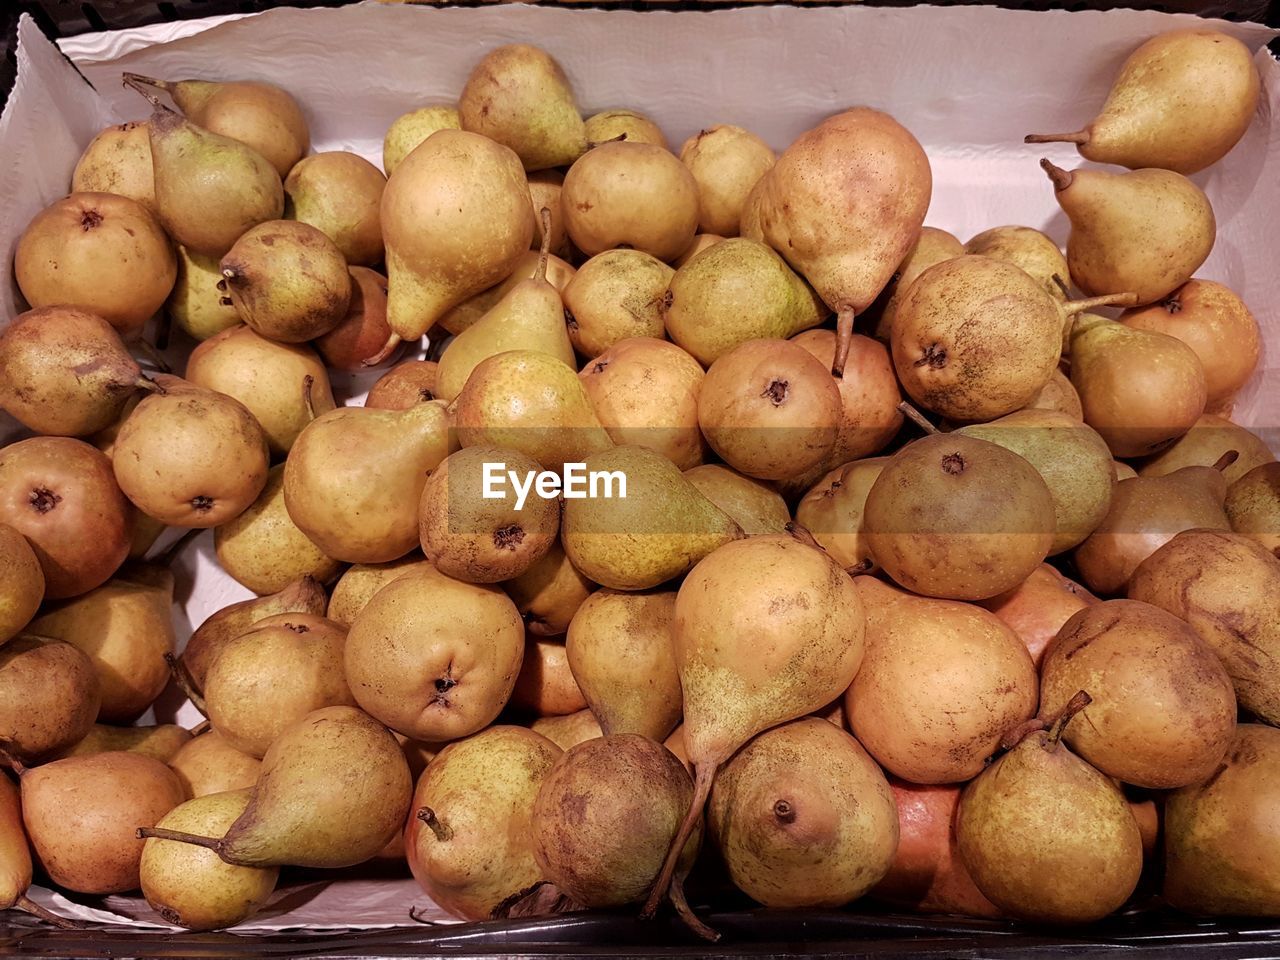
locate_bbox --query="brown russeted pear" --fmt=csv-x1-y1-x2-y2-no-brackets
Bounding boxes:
0,524,43,644
1225,461,1280,555
437,250,576,336
562,250,673,357
168,246,241,342
284,151,385,266
72,119,155,212
364,360,439,410
0,636,100,761
873,227,964,342
510,637,586,717
0,774,80,927
382,105,460,176
978,563,1097,667
315,267,394,371
57,723,190,763
1139,414,1274,485
683,464,790,536
795,458,889,573
584,109,668,148
325,556,433,628
964,225,1070,301
679,124,776,237
1025,29,1260,174
504,542,595,637
168,730,262,799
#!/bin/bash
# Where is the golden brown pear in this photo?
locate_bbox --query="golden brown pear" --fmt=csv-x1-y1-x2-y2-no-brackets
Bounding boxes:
1225,462,1280,555
72,120,154,212
0,525,43,645
510,637,585,717
683,465,790,536
168,730,262,799
167,246,241,342
315,267,394,372
382,105,460,176
1138,414,1273,485
584,109,668,148
531,709,602,750
364,360,439,410
794,458,889,574
504,543,595,639
0,636,100,761
325,556,433,628
284,151,385,266
437,250,576,336
873,227,964,342
562,250,673,357
977,564,1097,667
679,124,776,237
963,225,1070,301
57,724,190,763
1023,368,1084,420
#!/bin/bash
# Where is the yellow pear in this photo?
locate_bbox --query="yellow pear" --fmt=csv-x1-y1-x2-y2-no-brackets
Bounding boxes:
679,124,776,237
382,105,460,176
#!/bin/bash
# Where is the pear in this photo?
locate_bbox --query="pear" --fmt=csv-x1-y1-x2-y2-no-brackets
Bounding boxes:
140,789,278,931
434,225,575,403
344,566,524,742
168,730,262,799
978,564,1097,668
565,589,681,740
58,724,191,763
698,338,841,481
847,577,1038,784
892,256,1135,422
215,465,344,595
112,380,270,528
580,338,708,471
14,192,176,338
684,464,790,536
1164,724,1280,915
379,130,535,358
562,142,700,262
179,576,327,693
533,735,699,910
458,44,587,171
863,434,1056,601
963,225,1070,301
167,246,241,341
138,705,412,869
0,438,131,599
959,409,1115,554
1139,414,1273,485
186,325,335,455
203,613,355,758
29,565,176,723
710,717,898,908
1121,279,1260,410
562,251,674,357
0,525,43,644
679,125,776,237
72,119,155,212
365,360,439,410
871,780,1001,918
1070,318,1207,458
125,73,308,177
1114,460,1139,481
872,227,964,342
1041,160,1214,306
673,233,725,268
584,108,668,148
326,555,433,628
382,105,460,176
643,534,865,929
1226,462,1280,555
0,636,100,761
795,458,889,574
407,725,562,921
510,638,586,717
956,692,1143,923
532,709,602,750
661,237,827,366
560,446,742,591
741,108,931,377
1074,456,1233,594
1130,530,1280,725
127,81,283,257
283,401,451,563
1024,368,1083,420
19,751,186,894
527,170,571,260
0,775,81,928
1040,600,1236,788
284,151,385,266
419,446,559,583
504,542,595,637
1025,29,1260,174
437,250,577,336
453,351,614,472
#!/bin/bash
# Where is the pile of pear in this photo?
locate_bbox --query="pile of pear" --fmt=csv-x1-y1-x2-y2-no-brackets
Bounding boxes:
0,26,1275,940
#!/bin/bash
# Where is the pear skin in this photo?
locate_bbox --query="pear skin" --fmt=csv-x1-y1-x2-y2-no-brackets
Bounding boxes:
72,120,155,212
168,730,262,799
383,105,460,176
1225,462,1280,556
679,124,776,237
503,542,595,637
873,227,964,342
795,458,889,574
531,708,602,750
963,226,1070,301
0,636,100,761
978,564,1097,668
684,464,790,537
0,524,43,644
326,556,434,628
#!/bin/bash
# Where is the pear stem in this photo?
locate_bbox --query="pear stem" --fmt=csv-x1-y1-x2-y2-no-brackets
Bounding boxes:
136,825,224,854
536,207,552,283
641,762,714,925
831,304,856,379
135,376,162,395
122,74,165,108
188,718,211,736
897,401,940,436
363,333,403,368
121,72,171,93
1213,450,1240,473
1039,158,1074,192
670,860,719,942
784,521,824,553
164,653,207,716
134,339,171,374
585,132,628,149
1001,717,1048,750
301,375,316,422
1025,130,1089,146
0,742,27,777
417,806,452,842
16,894,84,929
1063,292,1139,315
1045,690,1092,750
1052,274,1071,299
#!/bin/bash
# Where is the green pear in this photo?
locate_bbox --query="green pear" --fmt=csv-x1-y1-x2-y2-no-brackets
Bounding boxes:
437,250,576,336
382,105,460,176
57,723,191,763
563,250,673,357
683,464,790,536
168,246,241,341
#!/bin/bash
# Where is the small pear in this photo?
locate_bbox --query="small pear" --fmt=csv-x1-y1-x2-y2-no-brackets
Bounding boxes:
380,130,535,356
407,726,562,921
458,44,587,171
453,351,614,472
167,246,241,341
215,465,344,596
284,151,385,266
872,227,964,342
562,250,673,356
794,458,889,573
956,693,1143,923
382,105,460,176
679,124,776,237
532,709,603,750
283,401,452,563
1225,462,1280,555
673,233,725,268
186,324,335,455
58,724,191,763
127,81,283,257
562,142,700,262
503,542,595,637
364,360,438,410
1023,368,1083,420
112,379,270,528
963,225,1070,301
683,464,790,536
661,237,827,366
326,556,433,628
1025,29,1260,174
1040,600,1237,788
0,636,100,761
584,109,668,148
1041,159,1214,306
168,731,262,799
344,566,524,742
72,120,155,212
565,589,681,740
0,525,43,645
138,705,412,869
710,717,898,908
140,790,279,931
437,250,576,336
978,564,1097,668
510,638,586,717
1138,413,1273,485
560,446,742,591
527,170,571,260
580,338,708,471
